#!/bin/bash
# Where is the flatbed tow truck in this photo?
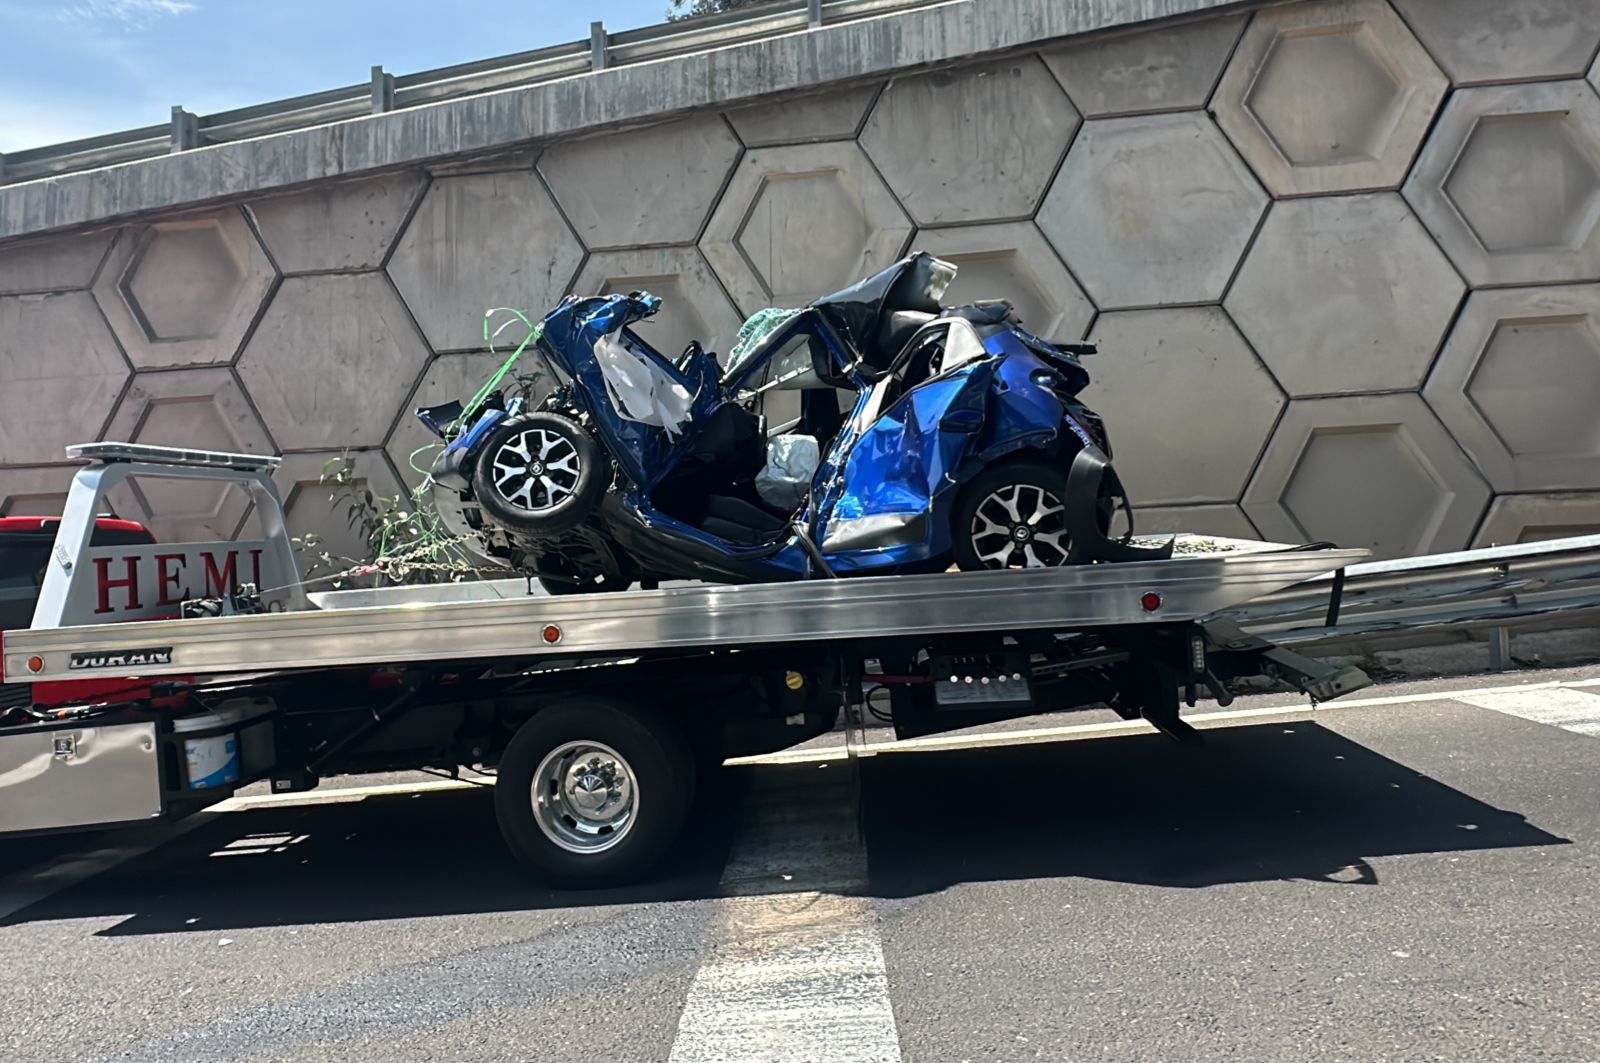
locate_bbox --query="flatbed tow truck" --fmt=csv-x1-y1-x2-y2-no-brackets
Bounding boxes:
0,444,1370,886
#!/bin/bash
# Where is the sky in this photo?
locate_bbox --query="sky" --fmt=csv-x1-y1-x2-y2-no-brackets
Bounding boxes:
0,0,669,152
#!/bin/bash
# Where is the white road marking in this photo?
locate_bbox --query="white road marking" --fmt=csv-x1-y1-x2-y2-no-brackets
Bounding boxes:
1455,687,1600,737
669,763,901,1063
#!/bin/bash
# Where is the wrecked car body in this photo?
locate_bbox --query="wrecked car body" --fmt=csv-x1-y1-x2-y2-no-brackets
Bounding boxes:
417,253,1170,593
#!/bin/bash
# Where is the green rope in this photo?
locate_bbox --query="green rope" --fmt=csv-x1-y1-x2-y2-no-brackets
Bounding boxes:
353,307,546,582
455,308,542,438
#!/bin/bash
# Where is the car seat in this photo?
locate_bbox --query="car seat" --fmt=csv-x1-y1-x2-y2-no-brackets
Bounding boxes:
698,495,792,545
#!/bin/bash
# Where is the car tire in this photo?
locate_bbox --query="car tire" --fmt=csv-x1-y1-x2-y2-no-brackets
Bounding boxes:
471,413,606,539
534,540,636,596
951,460,1076,572
494,698,694,888
538,571,633,596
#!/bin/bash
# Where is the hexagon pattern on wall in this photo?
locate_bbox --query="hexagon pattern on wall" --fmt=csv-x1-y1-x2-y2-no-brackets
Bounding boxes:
571,247,746,360
1243,394,1490,559
912,223,1094,340
1037,112,1267,310
100,368,273,542
861,56,1080,227
387,172,584,352
1473,493,1600,547
726,83,880,147
1406,81,1600,287
1423,285,1600,493
15,0,1600,562
702,142,912,314
1041,14,1247,118
272,450,404,571
1391,0,1600,85
238,274,431,451
1213,0,1447,197
1225,194,1465,397
0,467,80,517
92,208,277,369
0,291,130,467
1088,307,1285,506
540,116,743,250
248,171,426,274
0,230,113,294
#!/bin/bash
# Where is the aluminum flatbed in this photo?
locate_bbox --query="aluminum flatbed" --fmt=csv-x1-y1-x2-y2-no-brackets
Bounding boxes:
4,539,1365,683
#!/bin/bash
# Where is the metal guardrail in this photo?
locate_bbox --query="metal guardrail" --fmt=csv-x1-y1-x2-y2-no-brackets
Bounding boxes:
1228,534,1600,666
0,0,940,187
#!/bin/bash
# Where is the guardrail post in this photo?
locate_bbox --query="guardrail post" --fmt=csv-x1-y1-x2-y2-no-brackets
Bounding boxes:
371,65,396,114
1487,626,1510,672
590,21,608,71
169,106,200,153
808,0,823,26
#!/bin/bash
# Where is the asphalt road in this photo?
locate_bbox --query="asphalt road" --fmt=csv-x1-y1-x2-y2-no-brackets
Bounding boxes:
4,667,1600,1062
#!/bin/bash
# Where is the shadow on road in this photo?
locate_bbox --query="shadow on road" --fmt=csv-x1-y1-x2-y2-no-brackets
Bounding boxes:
862,721,1568,895
2,782,738,936
0,720,1566,933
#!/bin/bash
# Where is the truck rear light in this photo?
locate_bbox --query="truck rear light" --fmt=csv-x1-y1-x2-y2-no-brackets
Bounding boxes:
541,625,562,645
1140,592,1162,613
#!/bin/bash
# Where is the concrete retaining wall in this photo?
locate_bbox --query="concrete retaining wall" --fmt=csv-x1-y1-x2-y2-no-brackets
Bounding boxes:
3,0,1600,563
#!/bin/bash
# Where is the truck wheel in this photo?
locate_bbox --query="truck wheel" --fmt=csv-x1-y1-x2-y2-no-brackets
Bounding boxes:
494,698,693,887
951,461,1074,571
472,413,606,539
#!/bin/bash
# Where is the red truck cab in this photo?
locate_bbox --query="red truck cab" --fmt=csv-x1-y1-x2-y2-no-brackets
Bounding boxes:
0,515,171,711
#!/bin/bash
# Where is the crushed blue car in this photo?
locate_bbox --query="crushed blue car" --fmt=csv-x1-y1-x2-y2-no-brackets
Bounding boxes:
417,252,1172,593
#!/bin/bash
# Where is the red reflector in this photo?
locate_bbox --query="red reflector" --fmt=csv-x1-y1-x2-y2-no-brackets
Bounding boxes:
27,656,44,674
1140,592,1163,613
541,625,562,645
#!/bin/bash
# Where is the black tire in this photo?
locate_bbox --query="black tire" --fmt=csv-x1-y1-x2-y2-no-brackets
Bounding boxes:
471,413,606,539
494,698,695,888
951,460,1075,572
538,571,633,596
535,543,636,596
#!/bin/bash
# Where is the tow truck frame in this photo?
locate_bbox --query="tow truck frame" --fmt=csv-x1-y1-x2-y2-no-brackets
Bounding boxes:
0,444,1370,886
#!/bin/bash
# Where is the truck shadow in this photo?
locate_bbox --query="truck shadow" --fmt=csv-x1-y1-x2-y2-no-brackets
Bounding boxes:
2,783,738,936
0,720,1565,934
861,720,1568,895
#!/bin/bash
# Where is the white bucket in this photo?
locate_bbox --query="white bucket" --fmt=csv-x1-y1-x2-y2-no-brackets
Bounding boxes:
172,699,274,790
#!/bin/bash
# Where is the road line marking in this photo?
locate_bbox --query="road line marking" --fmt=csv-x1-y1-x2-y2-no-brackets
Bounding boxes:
1455,687,1600,738
669,764,901,1063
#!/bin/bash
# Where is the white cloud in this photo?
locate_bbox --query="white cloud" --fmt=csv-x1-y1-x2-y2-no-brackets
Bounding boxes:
59,0,198,28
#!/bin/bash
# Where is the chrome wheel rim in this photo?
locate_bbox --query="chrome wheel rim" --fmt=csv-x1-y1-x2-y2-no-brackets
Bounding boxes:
970,483,1070,568
491,429,581,513
531,740,638,854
